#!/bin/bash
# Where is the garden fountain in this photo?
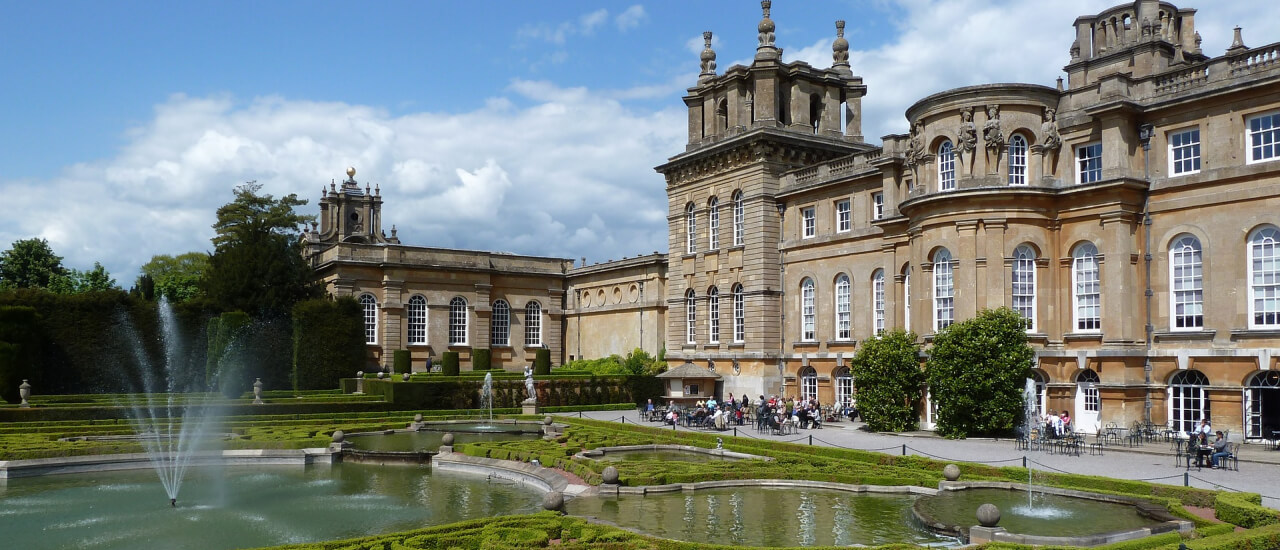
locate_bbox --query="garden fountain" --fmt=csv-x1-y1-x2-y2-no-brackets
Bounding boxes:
482,372,493,424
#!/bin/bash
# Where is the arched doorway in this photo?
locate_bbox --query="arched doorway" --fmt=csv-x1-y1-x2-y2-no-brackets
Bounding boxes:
834,367,853,407
799,367,817,401
1075,369,1101,433
1030,370,1048,418
1245,371,1280,440
1168,370,1209,433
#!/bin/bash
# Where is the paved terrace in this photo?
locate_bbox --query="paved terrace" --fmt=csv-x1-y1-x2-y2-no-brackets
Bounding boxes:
555,410,1280,509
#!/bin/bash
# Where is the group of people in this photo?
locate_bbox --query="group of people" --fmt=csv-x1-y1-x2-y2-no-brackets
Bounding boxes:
1041,410,1073,438
755,395,827,433
1188,418,1232,469
647,395,750,430
646,393,859,433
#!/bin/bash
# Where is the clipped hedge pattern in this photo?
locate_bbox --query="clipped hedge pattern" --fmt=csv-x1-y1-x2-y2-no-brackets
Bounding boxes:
1215,492,1279,529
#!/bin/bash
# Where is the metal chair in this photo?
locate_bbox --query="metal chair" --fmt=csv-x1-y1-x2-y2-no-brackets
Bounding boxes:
1172,439,1185,467
1223,443,1240,471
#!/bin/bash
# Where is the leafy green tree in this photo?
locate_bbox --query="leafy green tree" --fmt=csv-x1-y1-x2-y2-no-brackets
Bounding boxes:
0,238,66,290
48,262,118,294
204,182,320,316
139,252,208,302
850,329,923,432
926,307,1035,438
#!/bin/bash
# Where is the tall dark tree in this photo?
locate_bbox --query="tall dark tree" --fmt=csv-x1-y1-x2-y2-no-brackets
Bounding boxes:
0,238,67,290
204,182,320,316
925,307,1035,438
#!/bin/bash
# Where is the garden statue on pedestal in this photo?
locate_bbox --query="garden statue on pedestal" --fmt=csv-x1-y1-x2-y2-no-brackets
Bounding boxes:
523,365,536,405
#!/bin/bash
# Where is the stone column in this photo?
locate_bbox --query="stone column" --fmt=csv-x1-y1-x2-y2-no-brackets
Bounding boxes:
1100,212,1140,343
983,219,1008,310
956,221,979,321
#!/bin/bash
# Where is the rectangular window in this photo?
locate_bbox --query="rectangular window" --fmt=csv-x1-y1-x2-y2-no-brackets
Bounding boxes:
733,287,745,343
1169,128,1201,176
733,193,744,246
802,207,816,238
708,201,720,249
708,292,720,344
1076,142,1103,184
1248,112,1280,164
836,200,851,232
873,274,885,334
1074,253,1101,332
872,192,884,220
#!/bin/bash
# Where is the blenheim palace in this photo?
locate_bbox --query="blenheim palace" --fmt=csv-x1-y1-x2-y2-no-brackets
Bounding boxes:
303,1,1280,440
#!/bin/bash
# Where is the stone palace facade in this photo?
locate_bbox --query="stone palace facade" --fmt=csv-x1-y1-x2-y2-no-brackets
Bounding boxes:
305,1,1280,440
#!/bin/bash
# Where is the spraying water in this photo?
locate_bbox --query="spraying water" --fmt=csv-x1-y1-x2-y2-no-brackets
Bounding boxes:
1015,377,1071,518
482,373,493,423
118,297,227,506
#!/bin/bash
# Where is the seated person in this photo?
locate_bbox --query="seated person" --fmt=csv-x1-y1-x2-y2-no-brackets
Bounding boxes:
1210,431,1231,468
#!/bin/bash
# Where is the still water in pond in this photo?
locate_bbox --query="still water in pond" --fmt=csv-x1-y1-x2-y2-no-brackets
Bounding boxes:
564,486,956,547
914,488,1164,537
0,463,542,550
347,430,540,452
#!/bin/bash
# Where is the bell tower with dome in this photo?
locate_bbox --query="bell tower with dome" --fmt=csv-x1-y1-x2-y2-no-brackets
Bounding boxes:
304,167,400,257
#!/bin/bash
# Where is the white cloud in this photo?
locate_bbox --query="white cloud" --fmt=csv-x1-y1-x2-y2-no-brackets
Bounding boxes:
615,5,647,31
580,9,609,35
518,8,612,45
0,83,685,280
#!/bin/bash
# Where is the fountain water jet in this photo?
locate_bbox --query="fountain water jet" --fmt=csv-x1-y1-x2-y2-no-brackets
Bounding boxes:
481,373,493,423
1014,377,1070,519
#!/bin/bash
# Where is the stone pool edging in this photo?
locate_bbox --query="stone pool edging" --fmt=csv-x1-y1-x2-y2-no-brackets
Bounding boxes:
600,477,939,497
575,444,774,463
915,481,1194,547
0,448,337,479
432,449,592,497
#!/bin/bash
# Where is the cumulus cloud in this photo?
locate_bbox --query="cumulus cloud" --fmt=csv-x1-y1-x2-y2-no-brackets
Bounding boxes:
615,5,647,31
518,8,611,44
0,83,684,280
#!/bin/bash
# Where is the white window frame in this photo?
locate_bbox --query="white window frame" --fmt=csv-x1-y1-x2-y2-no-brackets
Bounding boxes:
1249,226,1280,329
872,269,885,334
800,367,818,401
686,203,697,254
801,207,816,238
707,286,720,344
708,197,720,249
1078,369,1101,413
732,284,745,343
835,367,853,406
1168,370,1209,433
872,192,884,220
1169,235,1203,331
524,301,542,347
1008,134,1028,185
406,295,427,345
732,191,744,246
1076,142,1103,184
801,278,816,341
903,268,911,332
1168,127,1201,176
491,299,510,346
1012,245,1036,332
686,289,697,344
933,249,953,331
835,274,851,340
938,140,956,191
1247,111,1280,164
836,200,851,232
359,293,379,344
1073,243,1101,332
448,297,468,345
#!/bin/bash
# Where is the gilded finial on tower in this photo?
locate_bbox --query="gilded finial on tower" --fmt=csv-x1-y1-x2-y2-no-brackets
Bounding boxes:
832,20,850,73
699,31,717,82
756,0,777,58
346,166,356,180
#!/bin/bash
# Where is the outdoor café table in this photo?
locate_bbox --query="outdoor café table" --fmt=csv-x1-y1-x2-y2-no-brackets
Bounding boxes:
1105,426,1128,444
1194,444,1213,467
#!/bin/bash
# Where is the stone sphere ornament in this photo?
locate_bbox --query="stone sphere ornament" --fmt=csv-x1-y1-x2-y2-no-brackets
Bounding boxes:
441,433,455,446
414,413,423,422
402,372,411,382
542,491,565,511
601,466,620,485
357,371,364,378
543,415,554,426
977,503,1001,527
377,371,385,379
943,464,961,481
331,430,345,443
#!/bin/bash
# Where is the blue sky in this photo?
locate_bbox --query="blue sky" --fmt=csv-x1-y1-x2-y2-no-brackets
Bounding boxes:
1,1,1275,283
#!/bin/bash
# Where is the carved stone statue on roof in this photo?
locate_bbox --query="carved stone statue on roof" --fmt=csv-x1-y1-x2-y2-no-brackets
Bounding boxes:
956,107,977,174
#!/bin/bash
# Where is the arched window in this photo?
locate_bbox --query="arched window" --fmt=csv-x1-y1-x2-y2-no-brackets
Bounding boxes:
707,197,720,249
406,295,427,345
835,274,851,340
491,299,510,346
685,289,697,344
872,270,886,334
903,267,912,331
732,283,745,343
449,297,468,345
1012,245,1036,331
524,301,542,347
1169,370,1210,433
933,249,953,331
732,190,744,246
1075,369,1101,432
716,99,728,131
801,278,816,341
1245,371,1280,439
1249,226,1280,329
1170,235,1203,330
686,202,697,254
1008,134,1028,185
359,293,378,344
800,366,818,401
1030,370,1048,417
938,140,956,191
835,367,853,406
809,93,823,134
1073,243,1101,332
707,286,720,344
